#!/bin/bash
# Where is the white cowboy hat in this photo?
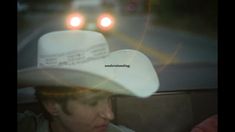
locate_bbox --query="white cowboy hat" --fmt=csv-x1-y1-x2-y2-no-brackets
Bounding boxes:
17,30,159,98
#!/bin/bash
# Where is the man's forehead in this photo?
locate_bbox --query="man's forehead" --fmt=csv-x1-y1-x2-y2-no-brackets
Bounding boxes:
78,89,113,99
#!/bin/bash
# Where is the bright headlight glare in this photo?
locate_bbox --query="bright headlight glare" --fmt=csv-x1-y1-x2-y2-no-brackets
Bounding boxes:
66,13,85,29
97,13,115,31
100,17,112,27
70,17,81,27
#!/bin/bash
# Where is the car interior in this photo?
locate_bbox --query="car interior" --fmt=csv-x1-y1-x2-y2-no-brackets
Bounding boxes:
18,64,217,132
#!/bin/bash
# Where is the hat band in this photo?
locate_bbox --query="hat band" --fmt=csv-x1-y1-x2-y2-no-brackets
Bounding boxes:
38,44,109,67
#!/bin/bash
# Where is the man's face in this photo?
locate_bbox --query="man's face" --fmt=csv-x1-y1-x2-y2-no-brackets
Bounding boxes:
52,90,114,132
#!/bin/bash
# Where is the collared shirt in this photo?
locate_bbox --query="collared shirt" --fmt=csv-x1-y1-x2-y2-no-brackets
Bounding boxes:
18,111,135,132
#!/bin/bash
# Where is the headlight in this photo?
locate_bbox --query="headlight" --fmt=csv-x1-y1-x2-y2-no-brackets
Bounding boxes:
97,13,115,31
66,13,85,30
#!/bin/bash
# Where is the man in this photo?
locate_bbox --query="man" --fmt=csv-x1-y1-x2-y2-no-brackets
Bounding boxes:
17,30,160,132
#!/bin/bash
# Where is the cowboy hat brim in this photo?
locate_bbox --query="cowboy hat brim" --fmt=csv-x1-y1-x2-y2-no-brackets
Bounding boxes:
18,50,159,98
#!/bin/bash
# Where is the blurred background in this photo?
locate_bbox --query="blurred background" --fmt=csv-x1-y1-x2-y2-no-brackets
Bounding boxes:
17,0,218,65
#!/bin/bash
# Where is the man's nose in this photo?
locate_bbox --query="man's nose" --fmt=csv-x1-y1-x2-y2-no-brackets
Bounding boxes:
98,100,114,120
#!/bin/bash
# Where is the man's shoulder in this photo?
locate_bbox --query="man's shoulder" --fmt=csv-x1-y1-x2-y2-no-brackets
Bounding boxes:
108,123,135,132
18,111,38,132
18,111,49,132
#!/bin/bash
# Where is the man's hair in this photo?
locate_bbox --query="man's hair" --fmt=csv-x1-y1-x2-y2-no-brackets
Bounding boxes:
35,86,91,120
